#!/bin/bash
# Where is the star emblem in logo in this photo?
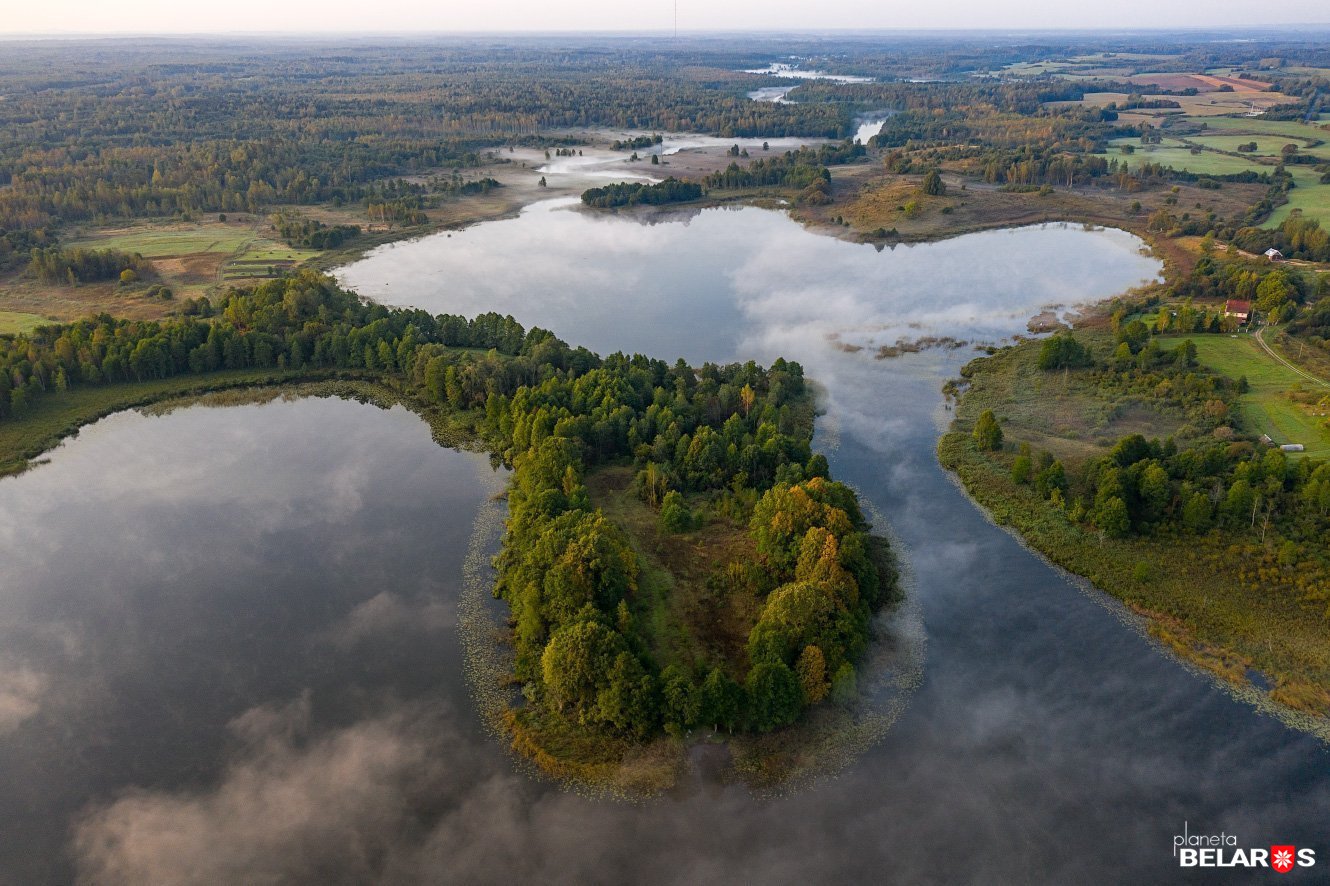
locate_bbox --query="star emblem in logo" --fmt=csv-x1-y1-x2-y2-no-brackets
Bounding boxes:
1271,846,1296,874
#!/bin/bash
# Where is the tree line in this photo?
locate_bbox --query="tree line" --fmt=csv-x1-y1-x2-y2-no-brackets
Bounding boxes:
26,247,153,286
580,178,703,209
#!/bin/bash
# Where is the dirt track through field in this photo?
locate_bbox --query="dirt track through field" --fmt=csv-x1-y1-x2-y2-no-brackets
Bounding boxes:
1256,324,1330,388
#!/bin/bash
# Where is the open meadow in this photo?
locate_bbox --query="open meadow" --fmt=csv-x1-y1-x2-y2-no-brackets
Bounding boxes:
1160,333,1330,458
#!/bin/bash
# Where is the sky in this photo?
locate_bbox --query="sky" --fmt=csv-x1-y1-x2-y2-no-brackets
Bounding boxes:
2,0,1328,36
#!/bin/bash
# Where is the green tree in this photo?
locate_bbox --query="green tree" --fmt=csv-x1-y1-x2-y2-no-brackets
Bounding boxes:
1011,455,1032,485
1037,334,1092,370
973,409,1003,451
1255,269,1296,314
659,490,693,533
745,661,802,731
661,664,701,736
1116,319,1150,354
699,668,742,733
1138,463,1171,525
1094,496,1131,538
540,620,627,721
1182,491,1212,532
921,168,946,196
595,652,657,738
1222,479,1256,526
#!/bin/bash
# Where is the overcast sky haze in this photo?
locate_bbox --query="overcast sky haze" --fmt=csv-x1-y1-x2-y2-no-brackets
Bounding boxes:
2,0,1329,36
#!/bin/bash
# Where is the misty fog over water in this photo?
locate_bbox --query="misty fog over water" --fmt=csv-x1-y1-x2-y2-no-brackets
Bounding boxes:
3,203,1329,883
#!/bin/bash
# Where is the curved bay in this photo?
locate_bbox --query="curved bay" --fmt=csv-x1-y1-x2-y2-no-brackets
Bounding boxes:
3,205,1327,882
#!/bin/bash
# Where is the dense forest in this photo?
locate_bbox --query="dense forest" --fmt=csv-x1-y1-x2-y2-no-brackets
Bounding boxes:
0,273,894,739
0,36,1321,240
0,42,855,231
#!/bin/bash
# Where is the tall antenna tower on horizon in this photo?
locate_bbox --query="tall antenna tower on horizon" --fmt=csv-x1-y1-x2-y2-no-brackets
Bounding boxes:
674,0,678,38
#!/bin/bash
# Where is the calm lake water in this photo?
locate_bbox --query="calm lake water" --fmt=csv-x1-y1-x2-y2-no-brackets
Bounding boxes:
4,203,1330,883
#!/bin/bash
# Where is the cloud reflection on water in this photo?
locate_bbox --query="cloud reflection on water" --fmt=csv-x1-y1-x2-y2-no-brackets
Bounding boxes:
7,206,1330,884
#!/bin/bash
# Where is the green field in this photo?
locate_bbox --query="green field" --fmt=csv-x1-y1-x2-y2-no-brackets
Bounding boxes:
1161,333,1330,458
0,311,54,335
1265,168,1330,229
65,225,255,257
1191,116,1330,140
64,222,319,283
1004,61,1075,76
1173,119,1330,229
1266,67,1330,79
1103,137,1269,176
1188,133,1330,158
237,244,315,261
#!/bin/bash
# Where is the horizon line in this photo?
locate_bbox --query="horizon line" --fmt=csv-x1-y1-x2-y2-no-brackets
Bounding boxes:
4,24,1330,40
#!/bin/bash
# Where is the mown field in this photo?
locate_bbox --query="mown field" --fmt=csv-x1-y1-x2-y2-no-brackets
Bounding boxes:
1159,332,1330,458
0,219,325,324
66,220,319,284
1103,137,1269,176
1267,168,1330,229
1116,110,1330,228
1195,115,1330,140
64,224,255,257
1188,133,1330,158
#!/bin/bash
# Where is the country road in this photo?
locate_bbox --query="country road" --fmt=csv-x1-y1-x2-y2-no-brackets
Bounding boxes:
1254,324,1330,389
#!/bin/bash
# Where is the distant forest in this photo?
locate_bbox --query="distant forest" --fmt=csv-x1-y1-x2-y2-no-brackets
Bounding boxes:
0,42,852,230
4,34,1328,232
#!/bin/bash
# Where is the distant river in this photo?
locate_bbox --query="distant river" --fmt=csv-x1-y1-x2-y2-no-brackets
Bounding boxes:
5,201,1330,883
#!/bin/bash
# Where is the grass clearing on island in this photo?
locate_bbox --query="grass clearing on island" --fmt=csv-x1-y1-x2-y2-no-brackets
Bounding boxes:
587,464,761,678
1158,333,1330,458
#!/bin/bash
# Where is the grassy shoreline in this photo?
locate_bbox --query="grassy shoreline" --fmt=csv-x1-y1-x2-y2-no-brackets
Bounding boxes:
939,333,1330,729
0,368,492,479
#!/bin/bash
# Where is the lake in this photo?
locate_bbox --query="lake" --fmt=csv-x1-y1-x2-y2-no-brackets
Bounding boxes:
743,63,873,103
4,201,1330,883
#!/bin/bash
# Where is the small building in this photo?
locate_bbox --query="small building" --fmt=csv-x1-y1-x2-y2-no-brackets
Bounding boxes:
1264,248,1284,261
1223,299,1252,324
1281,443,1305,453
